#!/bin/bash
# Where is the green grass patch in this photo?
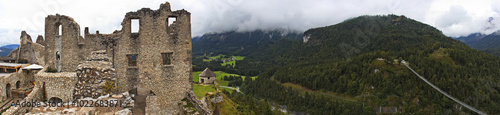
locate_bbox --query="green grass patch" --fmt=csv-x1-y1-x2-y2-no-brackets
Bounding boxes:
202,55,245,67
192,71,202,82
193,71,257,86
220,56,245,67
221,60,236,67
193,84,216,100
217,93,239,115
192,84,240,114
233,56,245,60
209,54,226,59
241,76,257,81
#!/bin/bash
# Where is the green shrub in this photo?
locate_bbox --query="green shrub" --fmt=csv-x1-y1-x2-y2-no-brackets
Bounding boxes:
102,80,118,94
47,67,58,73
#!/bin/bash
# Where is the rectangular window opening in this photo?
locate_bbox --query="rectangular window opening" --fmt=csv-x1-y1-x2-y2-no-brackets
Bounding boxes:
131,19,139,33
162,52,173,66
168,17,177,26
127,54,138,66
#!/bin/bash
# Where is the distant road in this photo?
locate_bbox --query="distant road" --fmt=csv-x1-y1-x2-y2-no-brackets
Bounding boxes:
219,86,241,93
402,60,487,115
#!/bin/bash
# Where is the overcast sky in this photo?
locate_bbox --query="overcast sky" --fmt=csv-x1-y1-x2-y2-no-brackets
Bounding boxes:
1,0,500,46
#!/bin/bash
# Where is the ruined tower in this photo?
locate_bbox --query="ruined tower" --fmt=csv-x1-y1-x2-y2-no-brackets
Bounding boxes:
44,14,112,72
44,15,84,72
40,2,192,114
113,2,192,114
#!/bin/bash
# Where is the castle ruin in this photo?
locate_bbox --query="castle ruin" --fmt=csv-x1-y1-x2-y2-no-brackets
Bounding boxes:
0,2,202,114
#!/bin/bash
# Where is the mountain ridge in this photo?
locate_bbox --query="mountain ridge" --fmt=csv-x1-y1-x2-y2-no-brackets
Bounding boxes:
456,31,500,50
456,31,500,56
0,44,19,57
192,14,500,114
2,44,20,49
238,14,500,114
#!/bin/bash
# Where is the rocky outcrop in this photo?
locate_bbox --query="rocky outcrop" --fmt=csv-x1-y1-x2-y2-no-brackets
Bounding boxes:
186,90,211,115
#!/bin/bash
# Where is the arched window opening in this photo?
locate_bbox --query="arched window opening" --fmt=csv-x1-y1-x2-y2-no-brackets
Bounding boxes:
56,51,61,60
15,81,20,89
6,84,11,98
58,25,62,36
48,97,63,104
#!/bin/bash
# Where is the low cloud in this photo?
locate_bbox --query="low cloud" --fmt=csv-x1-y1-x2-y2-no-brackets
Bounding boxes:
0,0,499,46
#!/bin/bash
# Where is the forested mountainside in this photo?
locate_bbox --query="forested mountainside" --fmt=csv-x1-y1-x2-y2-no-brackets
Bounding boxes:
192,30,302,55
194,15,500,114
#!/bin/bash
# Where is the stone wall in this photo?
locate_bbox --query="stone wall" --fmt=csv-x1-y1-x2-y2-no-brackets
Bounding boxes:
82,28,120,63
36,2,192,114
36,35,45,46
0,64,37,101
35,69,77,101
2,80,43,115
74,61,115,99
2,67,45,115
186,90,211,115
74,51,116,99
32,43,46,66
199,76,216,84
17,69,37,91
44,14,82,72
114,2,192,114
0,72,22,101
44,14,109,72
145,95,161,114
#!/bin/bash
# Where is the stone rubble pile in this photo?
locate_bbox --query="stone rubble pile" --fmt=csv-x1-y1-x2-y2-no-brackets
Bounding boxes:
121,92,134,107
74,51,117,99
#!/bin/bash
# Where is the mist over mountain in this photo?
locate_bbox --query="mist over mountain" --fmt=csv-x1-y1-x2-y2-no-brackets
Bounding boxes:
456,31,500,56
192,29,302,55
192,36,201,43
455,33,487,45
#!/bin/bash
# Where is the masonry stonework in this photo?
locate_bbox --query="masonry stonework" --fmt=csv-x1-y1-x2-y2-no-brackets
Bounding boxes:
35,71,77,102
74,50,116,99
114,2,192,114
0,72,22,101
1,1,193,114
44,15,109,72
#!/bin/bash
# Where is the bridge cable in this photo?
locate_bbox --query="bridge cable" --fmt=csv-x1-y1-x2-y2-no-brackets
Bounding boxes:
402,60,486,115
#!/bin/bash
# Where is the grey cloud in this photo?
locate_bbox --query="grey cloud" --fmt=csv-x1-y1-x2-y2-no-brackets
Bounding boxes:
0,0,499,46
437,6,470,28
186,0,434,36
